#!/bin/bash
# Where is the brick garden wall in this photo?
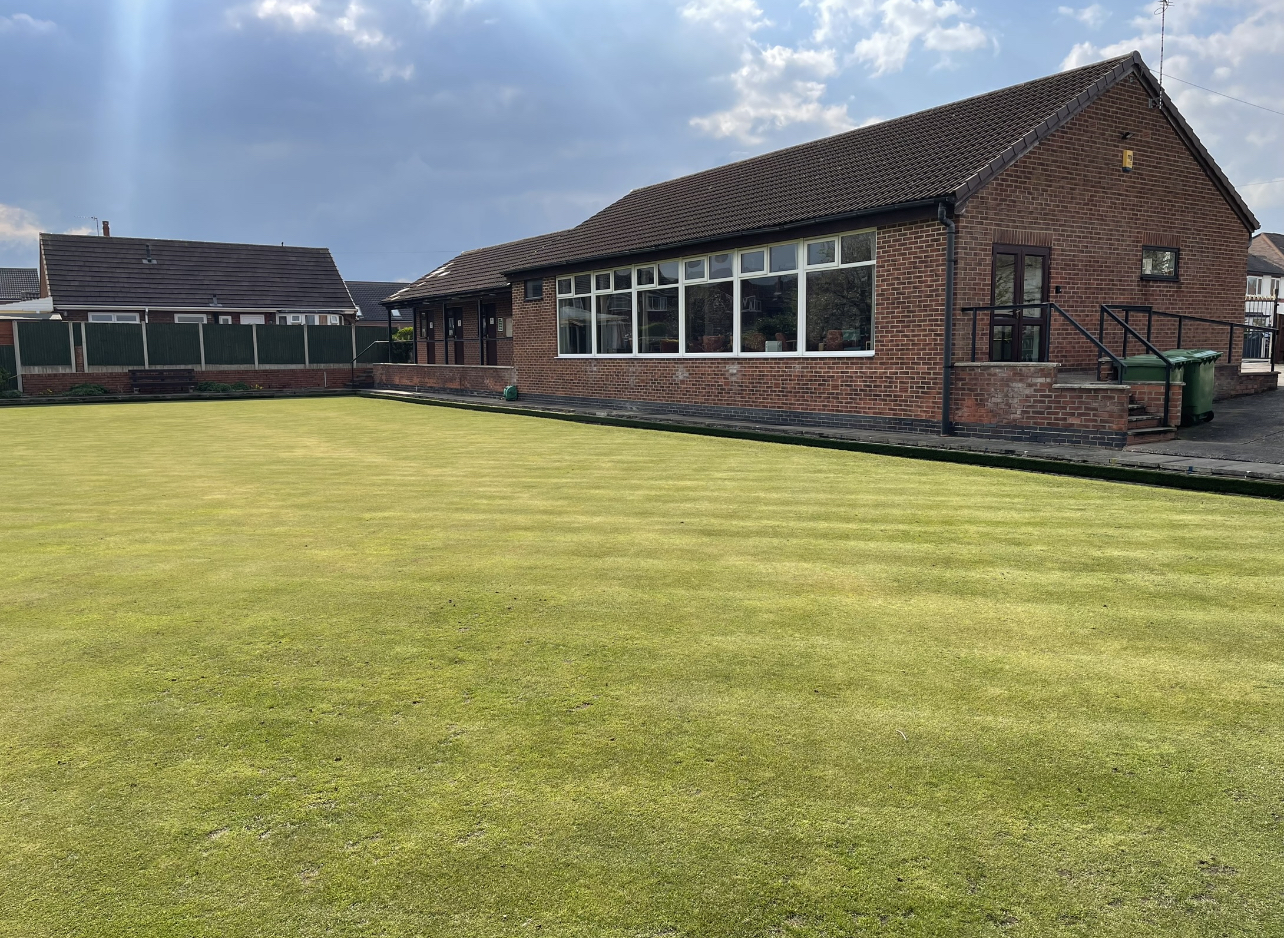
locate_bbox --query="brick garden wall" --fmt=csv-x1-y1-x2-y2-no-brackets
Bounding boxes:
20,367,369,396
374,363,516,394
951,363,1132,446
957,77,1252,369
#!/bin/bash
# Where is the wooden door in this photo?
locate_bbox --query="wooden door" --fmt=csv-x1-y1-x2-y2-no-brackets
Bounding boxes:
990,245,1050,362
422,309,436,364
480,303,498,365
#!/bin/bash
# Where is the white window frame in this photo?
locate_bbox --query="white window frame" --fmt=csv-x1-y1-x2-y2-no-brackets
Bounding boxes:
88,312,141,323
240,314,265,325
555,227,877,359
174,314,207,324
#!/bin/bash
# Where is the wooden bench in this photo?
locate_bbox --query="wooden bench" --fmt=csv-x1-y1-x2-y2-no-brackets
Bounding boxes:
130,368,196,394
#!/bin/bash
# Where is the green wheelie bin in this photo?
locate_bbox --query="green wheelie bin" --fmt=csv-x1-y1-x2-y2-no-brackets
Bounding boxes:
1119,349,1221,426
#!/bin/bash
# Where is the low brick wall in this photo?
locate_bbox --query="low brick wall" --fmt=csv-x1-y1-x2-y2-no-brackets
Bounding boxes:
21,367,369,396
374,363,516,395
951,362,1130,447
1214,365,1278,401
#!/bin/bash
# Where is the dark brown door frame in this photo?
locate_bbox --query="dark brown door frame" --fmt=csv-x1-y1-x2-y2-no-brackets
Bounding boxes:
480,302,498,366
990,243,1051,362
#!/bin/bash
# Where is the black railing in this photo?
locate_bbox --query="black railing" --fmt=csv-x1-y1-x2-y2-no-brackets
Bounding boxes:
1099,306,1174,426
961,302,1127,382
1101,304,1279,364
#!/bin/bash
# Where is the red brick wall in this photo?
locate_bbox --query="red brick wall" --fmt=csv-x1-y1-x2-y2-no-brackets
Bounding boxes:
415,295,514,367
374,363,516,394
1214,365,1278,400
952,363,1130,438
20,367,369,396
1128,380,1184,423
511,218,949,426
0,320,13,345
957,77,1252,369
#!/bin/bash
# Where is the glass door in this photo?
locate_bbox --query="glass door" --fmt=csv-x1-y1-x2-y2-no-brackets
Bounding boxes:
990,245,1050,361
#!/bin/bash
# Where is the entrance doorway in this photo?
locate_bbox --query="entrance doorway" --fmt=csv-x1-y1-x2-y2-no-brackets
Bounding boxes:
422,309,436,364
480,303,498,365
446,306,465,364
990,245,1050,362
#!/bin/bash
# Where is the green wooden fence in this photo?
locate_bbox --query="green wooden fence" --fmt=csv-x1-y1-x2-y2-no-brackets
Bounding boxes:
255,325,306,365
202,325,256,366
145,324,202,366
16,321,72,367
307,325,355,364
84,323,146,367
355,327,390,364
0,345,16,390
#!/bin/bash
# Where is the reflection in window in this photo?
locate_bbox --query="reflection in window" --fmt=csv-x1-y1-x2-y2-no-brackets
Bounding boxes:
741,250,765,274
770,244,797,272
840,232,875,264
684,258,706,281
741,275,797,352
658,261,680,285
638,287,679,353
595,272,612,291
1141,247,1178,280
807,240,836,266
636,267,655,286
710,253,734,280
806,267,872,351
1023,256,1044,310
614,269,632,290
558,297,591,354
685,281,734,353
557,278,572,295
994,254,1016,306
574,274,592,295
596,293,633,354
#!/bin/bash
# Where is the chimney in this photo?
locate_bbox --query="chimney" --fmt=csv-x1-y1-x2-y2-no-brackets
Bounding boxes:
102,220,111,237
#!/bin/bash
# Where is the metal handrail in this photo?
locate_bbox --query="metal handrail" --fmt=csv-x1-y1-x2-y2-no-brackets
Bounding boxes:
960,303,1048,361
1049,302,1128,386
1100,305,1174,426
1103,303,1278,361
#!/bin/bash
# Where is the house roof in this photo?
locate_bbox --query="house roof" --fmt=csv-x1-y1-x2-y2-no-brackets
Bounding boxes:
1248,252,1284,277
39,233,357,311
1252,232,1284,265
346,280,413,323
393,52,1257,303
384,230,572,306
0,268,38,303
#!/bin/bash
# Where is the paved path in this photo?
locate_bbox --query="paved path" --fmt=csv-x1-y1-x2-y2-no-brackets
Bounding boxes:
364,380,1284,486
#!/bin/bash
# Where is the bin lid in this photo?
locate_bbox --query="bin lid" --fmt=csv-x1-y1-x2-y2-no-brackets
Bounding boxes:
1121,353,1175,366
1164,348,1222,363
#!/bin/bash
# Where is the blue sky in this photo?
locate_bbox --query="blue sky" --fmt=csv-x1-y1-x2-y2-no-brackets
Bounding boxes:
1,0,1281,281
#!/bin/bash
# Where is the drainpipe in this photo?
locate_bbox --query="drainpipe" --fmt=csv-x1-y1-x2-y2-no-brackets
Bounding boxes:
938,203,956,436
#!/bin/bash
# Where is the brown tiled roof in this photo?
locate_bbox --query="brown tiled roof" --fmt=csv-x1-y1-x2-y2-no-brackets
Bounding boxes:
39,233,357,311
1248,252,1284,277
396,53,1256,301
0,267,38,303
1252,233,1284,266
383,230,572,305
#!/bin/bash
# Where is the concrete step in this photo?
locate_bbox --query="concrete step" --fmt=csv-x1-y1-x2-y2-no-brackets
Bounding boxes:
1127,425,1178,446
1128,414,1161,429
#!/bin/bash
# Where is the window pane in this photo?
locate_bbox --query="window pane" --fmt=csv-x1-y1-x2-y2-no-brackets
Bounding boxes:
1142,248,1177,278
741,250,765,274
994,254,1016,306
991,324,1013,361
710,253,733,280
769,244,797,272
638,288,679,353
684,258,706,281
526,279,544,300
574,274,592,295
806,267,872,352
1021,324,1042,361
614,269,632,290
596,293,633,354
658,261,680,286
685,281,734,353
557,278,572,295
740,275,798,353
1023,255,1044,305
636,267,655,286
840,232,876,264
807,240,836,266
594,272,612,292
558,297,592,354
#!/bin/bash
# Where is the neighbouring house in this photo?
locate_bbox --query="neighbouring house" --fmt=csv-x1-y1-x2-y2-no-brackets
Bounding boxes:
0,268,38,304
2,234,383,395
380,52,1272,448
1248,235,1284,298
347,281,414,329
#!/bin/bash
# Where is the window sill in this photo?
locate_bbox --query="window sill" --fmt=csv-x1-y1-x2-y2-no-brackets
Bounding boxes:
1140,276,1180,283
557,351,876,360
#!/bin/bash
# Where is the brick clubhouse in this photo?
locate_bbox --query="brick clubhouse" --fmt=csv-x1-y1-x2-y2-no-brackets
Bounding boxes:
377,53,1264,449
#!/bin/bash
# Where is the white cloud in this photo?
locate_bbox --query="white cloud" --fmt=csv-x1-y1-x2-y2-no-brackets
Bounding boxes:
235,0,413,79
852,0,989,76
681,0,771,32
0,204,42,245
413,0,482,27
1058,4,1108,29
0,12,56,34
691,44,853,142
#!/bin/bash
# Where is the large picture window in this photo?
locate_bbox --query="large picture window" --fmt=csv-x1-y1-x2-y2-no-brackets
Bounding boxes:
553,227,875,357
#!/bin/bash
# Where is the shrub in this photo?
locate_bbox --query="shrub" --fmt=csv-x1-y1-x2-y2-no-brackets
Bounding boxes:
393,326,414,342
1,389,19,399
230,382,251,391
66,384,109,396
194,381,235,393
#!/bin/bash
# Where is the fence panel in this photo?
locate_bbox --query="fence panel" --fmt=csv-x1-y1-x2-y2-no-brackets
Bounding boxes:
84,322,146,367
16,321,72,367
355,327,390,364
255,325,306,365
307,325,354,364
146,323,202,366
0,345,16,389
203,325,256,365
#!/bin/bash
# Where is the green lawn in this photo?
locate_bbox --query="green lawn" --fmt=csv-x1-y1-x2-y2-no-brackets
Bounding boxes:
1,398,1282,937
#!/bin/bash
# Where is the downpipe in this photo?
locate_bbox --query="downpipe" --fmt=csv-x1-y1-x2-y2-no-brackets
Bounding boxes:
938,203,956,435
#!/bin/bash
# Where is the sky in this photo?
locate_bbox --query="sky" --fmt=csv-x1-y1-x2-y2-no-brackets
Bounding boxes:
1,0,1281,281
